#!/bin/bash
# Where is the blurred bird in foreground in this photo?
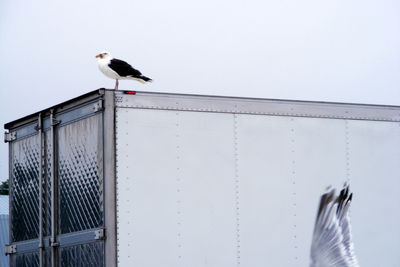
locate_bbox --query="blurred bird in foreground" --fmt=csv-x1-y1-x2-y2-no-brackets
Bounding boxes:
310,185,359,267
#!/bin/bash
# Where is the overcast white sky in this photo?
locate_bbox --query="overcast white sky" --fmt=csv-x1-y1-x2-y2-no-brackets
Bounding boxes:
0,0,399,180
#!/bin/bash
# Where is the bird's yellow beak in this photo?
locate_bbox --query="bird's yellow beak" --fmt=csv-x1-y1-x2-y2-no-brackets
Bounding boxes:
95,54,102,58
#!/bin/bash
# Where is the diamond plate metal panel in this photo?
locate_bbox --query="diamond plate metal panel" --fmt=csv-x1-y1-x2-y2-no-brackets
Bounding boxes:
58,115,103,234
11,135,40,242
60,242,104,267
12,252,40,267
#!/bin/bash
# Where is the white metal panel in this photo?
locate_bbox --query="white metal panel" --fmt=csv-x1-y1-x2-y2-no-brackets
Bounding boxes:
176,111,236,266
236,115,347,266
116,108,237,267
116,104,400,267
290,117,348,264
347,121,400,267
116,108,178,266
235,115,294,267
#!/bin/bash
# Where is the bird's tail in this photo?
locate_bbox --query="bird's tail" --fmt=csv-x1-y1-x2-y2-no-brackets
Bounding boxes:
132,76,152,84
139,75,152,83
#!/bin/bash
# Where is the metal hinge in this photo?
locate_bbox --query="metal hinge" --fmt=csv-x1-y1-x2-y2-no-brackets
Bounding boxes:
49,238,59,247
4,132,16,143
51,118,61,126
93,100,103,112
5,244,17,255
94,228,106,240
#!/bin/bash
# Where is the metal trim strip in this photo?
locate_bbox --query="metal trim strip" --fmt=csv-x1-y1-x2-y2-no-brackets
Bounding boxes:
8,229,105,254
11,239,39,254
103,90,117,267
4,89,105,130
7,123,37,142
115,91,400,122
7,101,102,143
58,229,104,247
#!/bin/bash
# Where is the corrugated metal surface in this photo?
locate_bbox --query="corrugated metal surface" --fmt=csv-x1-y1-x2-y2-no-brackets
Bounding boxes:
11,135,40,242
58,114,103,234
12,251,39,267
0,214,9,267
0,195,9,215
5,90,106,267
60,242,104,267
0,196,10,267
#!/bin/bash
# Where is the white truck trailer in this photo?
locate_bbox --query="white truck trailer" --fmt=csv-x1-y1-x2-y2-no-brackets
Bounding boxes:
4,89,400,267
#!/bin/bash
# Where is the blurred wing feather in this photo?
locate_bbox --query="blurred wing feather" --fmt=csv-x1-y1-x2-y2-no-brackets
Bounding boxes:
310,186,359,267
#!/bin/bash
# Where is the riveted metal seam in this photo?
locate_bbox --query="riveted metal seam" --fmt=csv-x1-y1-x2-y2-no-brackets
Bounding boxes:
233,113,241,266
290,118,298,262
115,108,121,265
175,102,183,263
345,120,351,184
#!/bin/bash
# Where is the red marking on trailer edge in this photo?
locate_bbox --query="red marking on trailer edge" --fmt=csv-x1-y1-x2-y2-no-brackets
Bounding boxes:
124,91,136,95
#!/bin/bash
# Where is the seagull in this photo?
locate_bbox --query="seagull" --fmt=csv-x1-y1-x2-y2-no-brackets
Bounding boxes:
310,185,359,267
96,51,152,89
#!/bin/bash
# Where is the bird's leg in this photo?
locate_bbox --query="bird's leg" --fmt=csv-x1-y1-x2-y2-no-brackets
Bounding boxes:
115,79,119,90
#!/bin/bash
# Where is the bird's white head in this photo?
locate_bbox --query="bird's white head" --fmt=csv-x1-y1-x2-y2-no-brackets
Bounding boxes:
95,51,112,60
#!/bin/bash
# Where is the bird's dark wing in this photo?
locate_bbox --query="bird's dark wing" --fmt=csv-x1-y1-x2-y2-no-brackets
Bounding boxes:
108,58,143,77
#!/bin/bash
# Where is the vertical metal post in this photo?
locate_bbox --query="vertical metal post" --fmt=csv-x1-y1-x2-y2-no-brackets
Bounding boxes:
50,109,59,267
104,90,117,267
38,114,44,267
8,136,13,267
